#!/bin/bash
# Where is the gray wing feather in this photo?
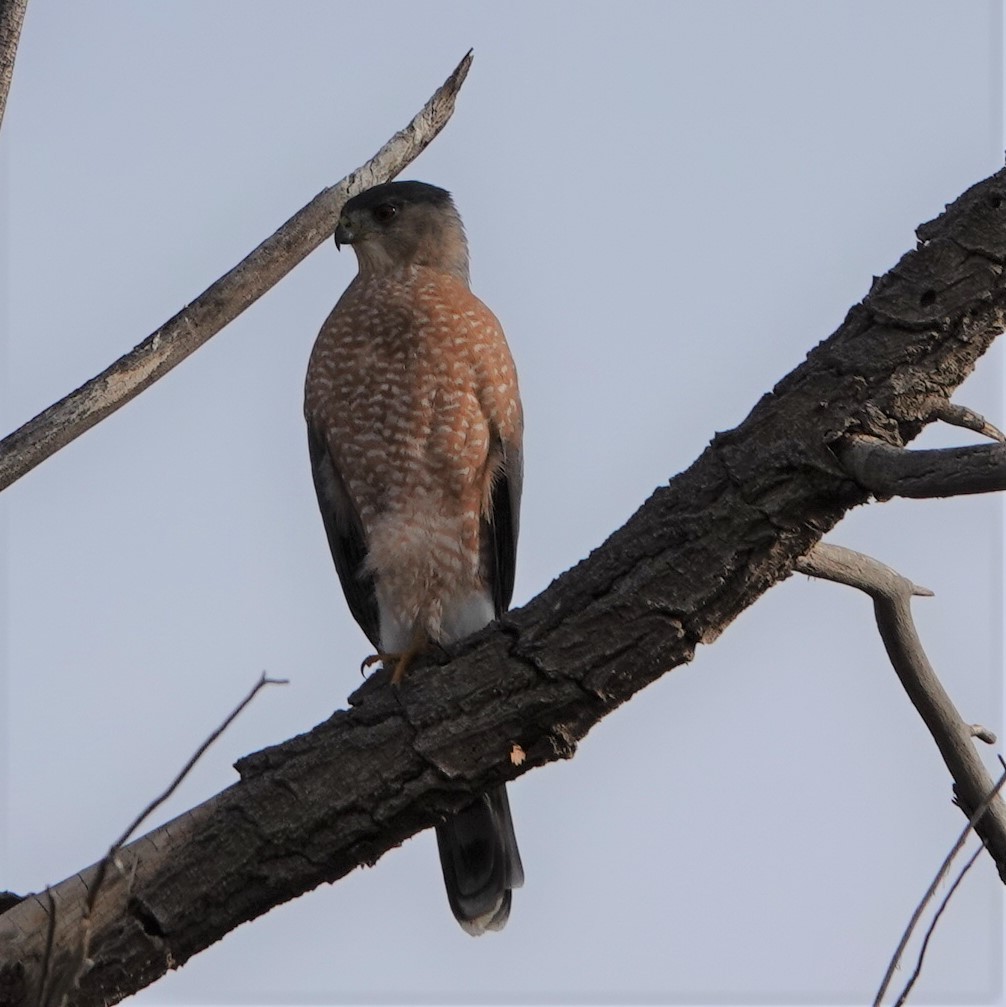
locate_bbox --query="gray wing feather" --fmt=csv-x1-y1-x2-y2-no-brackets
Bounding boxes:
487,437,522,619
307,420,380,648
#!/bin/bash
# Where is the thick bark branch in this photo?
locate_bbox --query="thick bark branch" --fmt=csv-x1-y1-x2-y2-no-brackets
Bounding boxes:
838,435,1006,498
3,162,1006,1007
796,543,1006,879
0,50,472,494
0,0,27,132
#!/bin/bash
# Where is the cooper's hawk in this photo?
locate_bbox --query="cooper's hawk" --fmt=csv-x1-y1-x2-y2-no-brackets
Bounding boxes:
304,181,524,935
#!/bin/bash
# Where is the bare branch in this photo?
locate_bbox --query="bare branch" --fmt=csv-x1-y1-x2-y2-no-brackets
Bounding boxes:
837,435,1006,498
873,764,1006,1007
85,673,286,919
0,0,28,131
0,50,473,494
892,843,985,1007
923,398,1006,443
797,543,1006,880
26,675,285,1007
795,542,934,596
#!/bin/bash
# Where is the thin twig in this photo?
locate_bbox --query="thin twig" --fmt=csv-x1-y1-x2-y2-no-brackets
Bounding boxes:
874,763,1006,1007
0,0,28,132
892,842,985,1007
71,672,286,998
925,399,1006,444
797,542,1006,882
0,50,473,493
838,435,1006,498
84,673,286,919
31,675,283,1007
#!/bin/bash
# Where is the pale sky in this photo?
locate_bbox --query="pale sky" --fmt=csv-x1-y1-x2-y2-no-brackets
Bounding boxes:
2,2,1005,1005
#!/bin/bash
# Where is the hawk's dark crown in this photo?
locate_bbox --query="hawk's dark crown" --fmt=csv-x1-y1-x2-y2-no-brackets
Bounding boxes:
342,180,453,216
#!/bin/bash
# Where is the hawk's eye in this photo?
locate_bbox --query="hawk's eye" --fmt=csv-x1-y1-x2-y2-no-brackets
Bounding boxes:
373,203,398,223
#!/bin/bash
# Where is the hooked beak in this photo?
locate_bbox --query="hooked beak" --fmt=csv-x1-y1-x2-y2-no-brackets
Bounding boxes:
334,215,354,251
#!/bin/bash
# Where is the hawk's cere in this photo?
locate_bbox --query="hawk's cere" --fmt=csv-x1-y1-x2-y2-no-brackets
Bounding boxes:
304,181,525,935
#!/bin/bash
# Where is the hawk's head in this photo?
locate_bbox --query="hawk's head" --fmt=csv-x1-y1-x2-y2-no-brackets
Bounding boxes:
335,180,470,284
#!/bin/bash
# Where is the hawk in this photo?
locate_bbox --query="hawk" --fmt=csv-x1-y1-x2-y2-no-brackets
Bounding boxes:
304,181,524,935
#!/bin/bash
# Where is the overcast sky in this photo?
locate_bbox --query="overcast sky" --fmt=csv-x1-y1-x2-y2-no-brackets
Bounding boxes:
2,2,1005,1005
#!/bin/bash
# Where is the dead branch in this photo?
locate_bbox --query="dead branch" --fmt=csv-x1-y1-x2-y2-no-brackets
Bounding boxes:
922,399,1005,443
892,843,984,1007
85,673,286,921
2,163,1006,1007
0,50,472,494
837,435,1006,498
0,0,27,131
80,674,285,925
29,675,284,1007
796,543,1006,879
873,764,1006,1007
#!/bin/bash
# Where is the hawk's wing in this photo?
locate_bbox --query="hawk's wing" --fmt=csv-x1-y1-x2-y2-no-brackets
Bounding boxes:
307,419,380,648
486,434,523,619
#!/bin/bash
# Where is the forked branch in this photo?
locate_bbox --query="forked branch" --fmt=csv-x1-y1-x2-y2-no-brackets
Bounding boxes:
796,543,1006,879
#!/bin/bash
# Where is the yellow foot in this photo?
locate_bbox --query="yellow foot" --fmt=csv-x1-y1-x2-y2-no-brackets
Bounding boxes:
361,629,429,685
390,650,415,686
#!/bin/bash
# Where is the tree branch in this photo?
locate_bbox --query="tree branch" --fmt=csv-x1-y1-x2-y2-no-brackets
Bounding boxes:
0,0,27,132
86,674,287,922
893,844,984,1007
3,160,1006,1006
873,763,1006,1007
30,675,284,1007
0,49,472,494
796,543,1006,879
838,435,1006,498
923,399,1005,443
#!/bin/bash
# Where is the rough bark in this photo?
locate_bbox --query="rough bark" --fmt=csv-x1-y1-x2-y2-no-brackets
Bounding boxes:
3,167,1005,1006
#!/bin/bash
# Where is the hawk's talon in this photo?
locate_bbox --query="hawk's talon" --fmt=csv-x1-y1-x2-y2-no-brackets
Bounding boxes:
359,636,429,685
360,652,386,676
